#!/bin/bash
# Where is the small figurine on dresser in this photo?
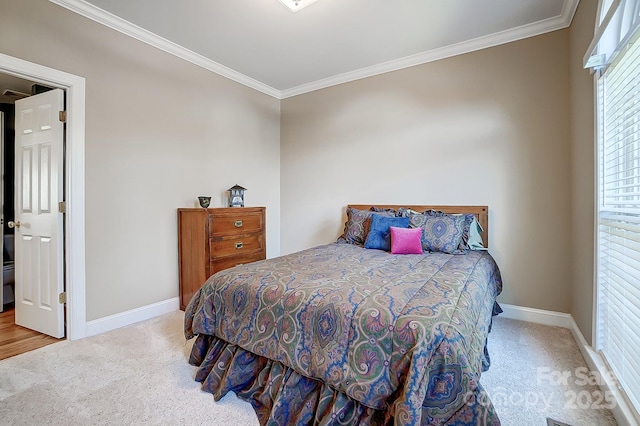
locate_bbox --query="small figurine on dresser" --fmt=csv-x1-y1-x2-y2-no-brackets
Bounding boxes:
197,196,211,208
227,184,246,207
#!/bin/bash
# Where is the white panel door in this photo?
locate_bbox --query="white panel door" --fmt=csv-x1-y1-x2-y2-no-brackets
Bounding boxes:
14,88,65,338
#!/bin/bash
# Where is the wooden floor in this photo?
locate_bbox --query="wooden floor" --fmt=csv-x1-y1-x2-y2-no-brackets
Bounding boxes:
0,305,61,360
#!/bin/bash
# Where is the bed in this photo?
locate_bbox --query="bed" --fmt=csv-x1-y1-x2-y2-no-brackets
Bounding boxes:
184,205,503,425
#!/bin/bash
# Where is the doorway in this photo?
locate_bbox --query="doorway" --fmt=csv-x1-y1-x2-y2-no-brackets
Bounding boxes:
0,103,15,311
0,76,64,358
1,104,13,315
0,52,86,341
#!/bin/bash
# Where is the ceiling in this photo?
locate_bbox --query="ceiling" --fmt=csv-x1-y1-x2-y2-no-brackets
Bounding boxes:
6,0,580,100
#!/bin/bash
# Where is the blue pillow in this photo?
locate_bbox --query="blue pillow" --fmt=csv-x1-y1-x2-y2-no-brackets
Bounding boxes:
364,214,410,251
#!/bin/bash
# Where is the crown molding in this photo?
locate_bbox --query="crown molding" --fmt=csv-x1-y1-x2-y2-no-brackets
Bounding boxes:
49,0,579,100
48,0,281,99
281,0,581,98
561,0,581,27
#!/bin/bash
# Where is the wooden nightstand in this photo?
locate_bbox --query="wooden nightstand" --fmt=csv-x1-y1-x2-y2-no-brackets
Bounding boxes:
177,207,266,310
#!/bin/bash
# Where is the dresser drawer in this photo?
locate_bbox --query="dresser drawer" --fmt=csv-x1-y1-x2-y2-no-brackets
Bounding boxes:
210,211,264,237
210,252,265,274
210,233,264,258
179,207,265,311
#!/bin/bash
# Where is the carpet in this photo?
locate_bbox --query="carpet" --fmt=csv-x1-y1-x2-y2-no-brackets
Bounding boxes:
482,317,618,426
0,311,258,425
0,312,619,425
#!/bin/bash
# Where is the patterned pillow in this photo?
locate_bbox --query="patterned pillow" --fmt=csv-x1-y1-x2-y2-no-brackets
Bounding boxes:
466,215,486,250
458,213,476,250
409,211,465,254
364,214,410,251
449,213,486,251
337,207,397,246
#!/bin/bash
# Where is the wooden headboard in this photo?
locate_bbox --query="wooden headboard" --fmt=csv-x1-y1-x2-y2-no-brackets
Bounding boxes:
348,205,489,248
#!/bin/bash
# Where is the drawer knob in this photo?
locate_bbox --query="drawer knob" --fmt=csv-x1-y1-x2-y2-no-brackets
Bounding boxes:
234,220,243,228
235,242,244,249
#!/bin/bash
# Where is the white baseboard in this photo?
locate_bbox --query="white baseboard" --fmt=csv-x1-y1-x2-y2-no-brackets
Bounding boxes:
84,297,180,338
498,303,573,328
567,316,639,426
500,303,639,426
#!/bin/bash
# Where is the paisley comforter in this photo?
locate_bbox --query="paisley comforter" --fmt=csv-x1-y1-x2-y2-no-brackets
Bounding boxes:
185,243,502,425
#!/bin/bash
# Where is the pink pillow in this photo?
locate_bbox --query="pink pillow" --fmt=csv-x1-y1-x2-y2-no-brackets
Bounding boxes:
390,226,423,254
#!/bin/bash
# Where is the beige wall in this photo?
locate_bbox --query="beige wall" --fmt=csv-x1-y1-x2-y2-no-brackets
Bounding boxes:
0,0,600,328
281,30,574,313
0,0,281,320
569,0,598,344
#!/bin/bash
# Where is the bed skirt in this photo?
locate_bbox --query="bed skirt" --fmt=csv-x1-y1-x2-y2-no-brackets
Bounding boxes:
189,333,501,425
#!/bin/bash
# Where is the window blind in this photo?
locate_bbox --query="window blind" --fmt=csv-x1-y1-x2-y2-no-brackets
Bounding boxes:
597,26,640,413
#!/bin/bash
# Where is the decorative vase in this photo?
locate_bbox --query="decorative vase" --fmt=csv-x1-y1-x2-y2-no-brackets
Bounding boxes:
197,196,211,208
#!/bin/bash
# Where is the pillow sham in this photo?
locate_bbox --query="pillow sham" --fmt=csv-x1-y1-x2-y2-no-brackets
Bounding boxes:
454,213,486,251
390,226,423,254
409,211,465,254
337,207,397,246
364,214,410,251
466,215,486,250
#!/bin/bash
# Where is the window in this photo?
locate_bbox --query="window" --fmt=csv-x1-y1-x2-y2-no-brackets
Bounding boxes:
592,0,640,416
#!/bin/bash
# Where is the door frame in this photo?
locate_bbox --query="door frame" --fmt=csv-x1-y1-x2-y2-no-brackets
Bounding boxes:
0,53,86,340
